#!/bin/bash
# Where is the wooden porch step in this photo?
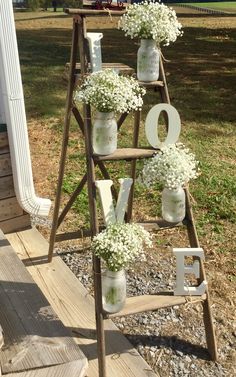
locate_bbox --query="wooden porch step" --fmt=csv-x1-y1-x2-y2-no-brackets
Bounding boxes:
7,228,158,377
0,229,87,377
109,293,207,318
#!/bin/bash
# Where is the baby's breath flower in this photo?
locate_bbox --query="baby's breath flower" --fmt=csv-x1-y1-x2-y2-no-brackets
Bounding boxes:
118,1,183,46
92,223,152,271
75,69,146,113
140,143,199,190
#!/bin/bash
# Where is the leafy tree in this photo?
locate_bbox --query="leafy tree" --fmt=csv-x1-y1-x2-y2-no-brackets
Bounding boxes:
39,0,51,9
26,0,40,10
62,1,82,8
25,0,82,10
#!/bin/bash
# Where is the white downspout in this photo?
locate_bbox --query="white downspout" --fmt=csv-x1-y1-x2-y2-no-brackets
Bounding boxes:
0,0,51,217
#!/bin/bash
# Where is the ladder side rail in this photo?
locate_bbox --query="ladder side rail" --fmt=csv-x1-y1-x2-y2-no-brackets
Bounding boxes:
79,16,107,377
158,53,171,105
127,110,141,222
185,188,218,361
48,17,80,262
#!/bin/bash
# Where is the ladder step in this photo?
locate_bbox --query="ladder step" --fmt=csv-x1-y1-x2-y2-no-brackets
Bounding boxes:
139,80,165,88
138,220,183,230
93,147,156,161
65,63,164,88
109,293,207,318
65,62,135,76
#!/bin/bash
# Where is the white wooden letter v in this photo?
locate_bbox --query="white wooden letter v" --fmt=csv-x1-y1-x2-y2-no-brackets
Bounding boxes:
95,178,133,225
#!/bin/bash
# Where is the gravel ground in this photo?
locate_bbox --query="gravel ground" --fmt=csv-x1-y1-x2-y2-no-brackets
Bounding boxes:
56,232,236,377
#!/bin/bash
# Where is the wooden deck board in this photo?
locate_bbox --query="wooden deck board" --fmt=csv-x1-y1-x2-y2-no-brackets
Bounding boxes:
0,197,23,221
6,360,88,377
0,154,12,177
0,176,14,200
0,213,31,234
7,228,157,377
0,230,87,377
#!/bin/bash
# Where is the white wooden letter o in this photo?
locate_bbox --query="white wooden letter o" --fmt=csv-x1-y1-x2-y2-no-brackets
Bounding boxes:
145,103,181,149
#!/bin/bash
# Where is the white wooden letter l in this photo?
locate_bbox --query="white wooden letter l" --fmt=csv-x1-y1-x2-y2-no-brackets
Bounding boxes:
95,178,133,226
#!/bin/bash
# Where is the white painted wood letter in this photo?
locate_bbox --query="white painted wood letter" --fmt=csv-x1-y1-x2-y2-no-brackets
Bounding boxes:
86,33,103,72
0,324,4,349
95,178,133,225
145,103,181,148
173,248,207,296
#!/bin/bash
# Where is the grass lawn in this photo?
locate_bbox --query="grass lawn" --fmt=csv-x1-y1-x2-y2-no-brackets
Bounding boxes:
182,1,236,12
13,10,236,374
14,9,236,267
14,9,236,245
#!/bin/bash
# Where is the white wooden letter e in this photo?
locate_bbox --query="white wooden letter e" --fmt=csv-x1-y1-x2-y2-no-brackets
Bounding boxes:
173,248,207,296
95,178,133,226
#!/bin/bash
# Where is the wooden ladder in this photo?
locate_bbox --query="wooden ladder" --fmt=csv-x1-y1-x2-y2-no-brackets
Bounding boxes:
47,8,217,377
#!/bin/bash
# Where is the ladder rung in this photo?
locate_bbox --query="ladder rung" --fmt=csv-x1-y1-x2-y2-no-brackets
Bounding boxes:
108,293,207,318
139,80,165,88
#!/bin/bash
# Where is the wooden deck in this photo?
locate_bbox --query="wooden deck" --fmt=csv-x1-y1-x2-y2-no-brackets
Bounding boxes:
6,228,157,377
0,229,87,377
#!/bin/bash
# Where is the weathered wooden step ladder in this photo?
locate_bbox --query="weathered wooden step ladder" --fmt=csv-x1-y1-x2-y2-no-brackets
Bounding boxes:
47,8,217,377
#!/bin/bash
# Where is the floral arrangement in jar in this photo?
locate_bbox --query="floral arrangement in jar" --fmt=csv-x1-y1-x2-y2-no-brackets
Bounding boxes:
75,69,146,155
92,222,152,313
118,1,183,81
75,68,145,113
140,143,199,223
118,1,183,46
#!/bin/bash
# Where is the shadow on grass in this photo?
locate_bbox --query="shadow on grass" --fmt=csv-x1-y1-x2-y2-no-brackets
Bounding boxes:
16,24,236,124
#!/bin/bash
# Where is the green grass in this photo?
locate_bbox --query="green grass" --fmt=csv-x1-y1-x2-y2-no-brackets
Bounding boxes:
14,11,236,263
183,1,236,12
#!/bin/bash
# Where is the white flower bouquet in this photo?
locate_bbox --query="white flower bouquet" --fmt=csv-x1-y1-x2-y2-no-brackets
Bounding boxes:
118,1,183,46
92,222,152,272
75,69,146,113
140,143,199,190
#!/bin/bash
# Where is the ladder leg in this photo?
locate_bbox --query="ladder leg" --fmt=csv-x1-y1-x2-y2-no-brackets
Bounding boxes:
48,19,80,262
127,110,141,222
185,188,218,361
84,105,107,377
78,16,106,375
